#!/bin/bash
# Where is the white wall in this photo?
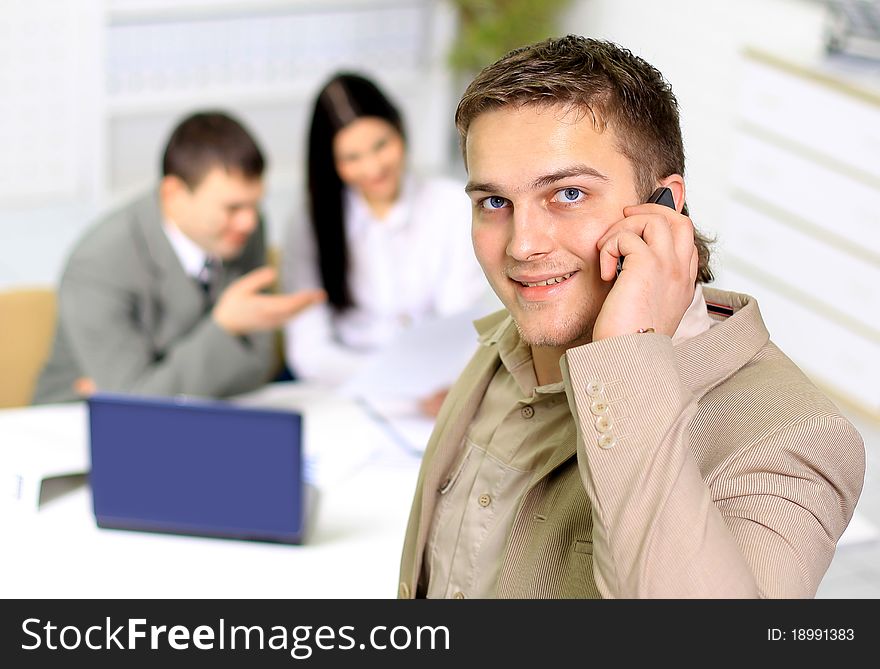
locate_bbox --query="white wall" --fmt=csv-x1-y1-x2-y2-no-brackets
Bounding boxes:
564,0,880,423
562,0,828,282
0,0,833,291
0,0,103,290
0,0,459,290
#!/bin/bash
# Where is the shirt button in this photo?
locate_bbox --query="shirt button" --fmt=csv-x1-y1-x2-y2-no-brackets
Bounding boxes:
586,379,604,397
520,405,535,419
597,433,617,450
478,493,491,507
452,591,466,599
399,582,411,598
590,399,609,416
595,414,612,433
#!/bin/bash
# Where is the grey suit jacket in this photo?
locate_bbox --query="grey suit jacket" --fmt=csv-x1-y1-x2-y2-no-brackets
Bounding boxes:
33,190,276,404
399,288,865,598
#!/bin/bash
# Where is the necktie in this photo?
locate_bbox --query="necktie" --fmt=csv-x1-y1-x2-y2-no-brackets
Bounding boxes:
196,257,217,308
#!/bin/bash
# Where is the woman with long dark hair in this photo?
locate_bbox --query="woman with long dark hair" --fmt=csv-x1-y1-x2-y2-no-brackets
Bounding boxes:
282,72,488,386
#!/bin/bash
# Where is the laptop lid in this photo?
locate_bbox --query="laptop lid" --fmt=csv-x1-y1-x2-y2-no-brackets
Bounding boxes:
88,393,305,544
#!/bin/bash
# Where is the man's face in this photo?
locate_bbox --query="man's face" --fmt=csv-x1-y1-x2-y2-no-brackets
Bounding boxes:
466,103,641,349
165,167,264,260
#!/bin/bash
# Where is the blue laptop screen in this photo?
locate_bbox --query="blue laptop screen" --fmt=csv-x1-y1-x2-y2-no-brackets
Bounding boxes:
88,393,304,544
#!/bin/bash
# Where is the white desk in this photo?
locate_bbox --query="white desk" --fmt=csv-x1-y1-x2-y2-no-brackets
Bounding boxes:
6,383,872,598
0,383,424,598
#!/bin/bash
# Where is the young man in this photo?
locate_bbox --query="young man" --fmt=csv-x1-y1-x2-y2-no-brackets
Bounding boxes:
34,112,324,403
398,36,865,598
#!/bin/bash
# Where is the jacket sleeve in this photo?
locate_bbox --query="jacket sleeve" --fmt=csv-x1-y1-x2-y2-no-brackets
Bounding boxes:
59,252,275,400
561,332,864,598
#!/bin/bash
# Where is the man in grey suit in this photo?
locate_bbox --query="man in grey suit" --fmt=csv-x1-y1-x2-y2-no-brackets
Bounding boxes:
34,111,325,404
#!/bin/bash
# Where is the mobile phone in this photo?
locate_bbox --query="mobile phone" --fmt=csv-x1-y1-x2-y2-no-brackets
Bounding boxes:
616,186,676,276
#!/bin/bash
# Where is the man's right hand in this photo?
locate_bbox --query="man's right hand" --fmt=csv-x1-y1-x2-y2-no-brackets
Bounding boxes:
592,202,697,342
212,266,326,336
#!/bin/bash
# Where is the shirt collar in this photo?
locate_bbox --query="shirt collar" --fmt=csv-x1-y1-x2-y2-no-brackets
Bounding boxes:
475,283,717,396
474,285,769,400
344,174,415,237
672,283,715,343
495,318,561,397
162,218,212,278
674,287,769,398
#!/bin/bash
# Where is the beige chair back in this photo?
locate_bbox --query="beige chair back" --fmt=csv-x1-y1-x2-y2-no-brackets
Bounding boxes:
0,288,57,407
266,245,286,378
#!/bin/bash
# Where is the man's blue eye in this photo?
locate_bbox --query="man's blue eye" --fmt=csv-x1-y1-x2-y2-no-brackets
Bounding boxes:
556,188,584,202
482,196,508,209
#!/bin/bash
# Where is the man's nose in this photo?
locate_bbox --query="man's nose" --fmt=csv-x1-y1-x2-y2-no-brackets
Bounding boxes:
232,206,258,233
506,204,553,261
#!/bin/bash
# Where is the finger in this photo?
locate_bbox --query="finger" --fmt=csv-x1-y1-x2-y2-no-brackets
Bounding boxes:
277,289,327,312
233,266,277,293
598,230,649,281
635,216,676,263
599,211,695,268
261,290,327,322
290,288,327,309
597,215,674,275
625,202,694,243
73,377,97,397
597,212,674,250
671,219,697,269
623,202,680,217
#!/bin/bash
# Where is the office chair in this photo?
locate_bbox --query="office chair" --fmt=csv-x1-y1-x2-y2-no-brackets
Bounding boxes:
265,246,294,382
0,287,57,407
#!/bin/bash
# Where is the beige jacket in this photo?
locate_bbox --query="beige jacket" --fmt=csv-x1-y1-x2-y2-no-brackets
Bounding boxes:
398,287,865,598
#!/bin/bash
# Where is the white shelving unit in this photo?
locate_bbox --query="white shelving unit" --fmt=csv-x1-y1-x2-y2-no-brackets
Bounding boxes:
101,0,457,243
722,48,880,418
0,1,102,206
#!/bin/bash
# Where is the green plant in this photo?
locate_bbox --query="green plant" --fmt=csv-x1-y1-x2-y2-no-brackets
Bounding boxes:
448,0,573,73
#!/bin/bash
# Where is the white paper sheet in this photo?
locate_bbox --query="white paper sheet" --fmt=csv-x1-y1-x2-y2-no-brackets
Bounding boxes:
338,298,499,401
0,402,90,511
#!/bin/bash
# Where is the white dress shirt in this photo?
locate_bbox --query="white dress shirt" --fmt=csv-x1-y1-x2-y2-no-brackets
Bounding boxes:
162,219,214,280
282,174,491,385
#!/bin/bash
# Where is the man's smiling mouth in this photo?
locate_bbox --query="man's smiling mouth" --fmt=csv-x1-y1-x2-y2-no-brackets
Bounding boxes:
517,272,575,287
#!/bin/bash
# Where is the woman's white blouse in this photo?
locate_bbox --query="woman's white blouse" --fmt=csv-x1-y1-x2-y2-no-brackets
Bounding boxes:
282,174,490,385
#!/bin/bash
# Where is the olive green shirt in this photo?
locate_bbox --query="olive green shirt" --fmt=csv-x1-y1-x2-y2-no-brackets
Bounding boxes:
423,286,716,598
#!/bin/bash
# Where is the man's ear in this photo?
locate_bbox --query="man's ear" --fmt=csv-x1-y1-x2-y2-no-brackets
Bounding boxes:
658,174,686,213
159,174,189,201
159,175,188,209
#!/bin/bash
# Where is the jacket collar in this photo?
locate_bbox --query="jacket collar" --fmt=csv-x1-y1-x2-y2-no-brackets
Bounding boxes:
406,286,770,591
132,190,207,319
134,190,189,281
475,286,770,402
674,286,769,399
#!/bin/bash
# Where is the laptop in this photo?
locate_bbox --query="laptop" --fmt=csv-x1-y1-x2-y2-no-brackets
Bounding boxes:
87,393,310,544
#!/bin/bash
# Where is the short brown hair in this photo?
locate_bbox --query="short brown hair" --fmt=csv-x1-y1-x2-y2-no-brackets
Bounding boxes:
162,111,265,189
456,35,713,283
